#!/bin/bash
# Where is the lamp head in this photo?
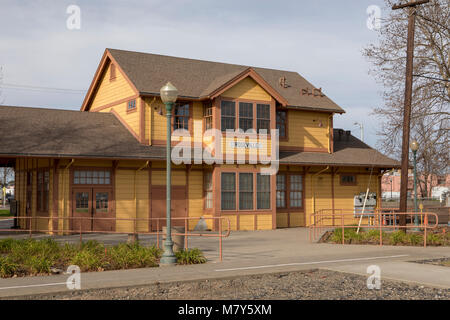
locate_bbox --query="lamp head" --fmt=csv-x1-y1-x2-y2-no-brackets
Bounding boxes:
160,82,178,104
410,140,419,152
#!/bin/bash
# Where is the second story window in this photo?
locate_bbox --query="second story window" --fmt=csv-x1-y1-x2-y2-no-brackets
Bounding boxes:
257,104,270,133
276,110,287,138
203,103,213,130
127,99,136,112
174,103,189,130
239,102,253,132
221,101,236,132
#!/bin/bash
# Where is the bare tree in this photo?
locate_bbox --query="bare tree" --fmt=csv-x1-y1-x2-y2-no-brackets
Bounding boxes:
364,0,449,196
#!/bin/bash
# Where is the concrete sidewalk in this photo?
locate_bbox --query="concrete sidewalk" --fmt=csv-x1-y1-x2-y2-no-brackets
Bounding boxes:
0,228,449,298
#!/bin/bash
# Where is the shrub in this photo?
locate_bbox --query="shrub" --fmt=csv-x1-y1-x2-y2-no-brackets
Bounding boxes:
407,233,423,246
175,248,207,265
0,256,19,278
389,231,406,245
0,238,14,254
70,250,104,272
427,233,443,246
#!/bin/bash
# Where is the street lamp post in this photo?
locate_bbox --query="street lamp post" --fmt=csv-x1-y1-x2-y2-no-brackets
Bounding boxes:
159,82,178,266
410,140,419,231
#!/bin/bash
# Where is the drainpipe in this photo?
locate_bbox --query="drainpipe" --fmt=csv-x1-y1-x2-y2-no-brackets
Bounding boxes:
130,161,149,242
327,114,333,154
62,159,74,234
311,166,330,215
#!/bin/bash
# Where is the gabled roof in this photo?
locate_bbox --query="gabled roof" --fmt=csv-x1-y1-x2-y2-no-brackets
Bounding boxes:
279,129,400,168
82,48,346,113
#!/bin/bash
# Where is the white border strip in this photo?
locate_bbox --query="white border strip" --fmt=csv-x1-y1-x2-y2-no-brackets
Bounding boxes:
215,255,409,272
0,282,66,290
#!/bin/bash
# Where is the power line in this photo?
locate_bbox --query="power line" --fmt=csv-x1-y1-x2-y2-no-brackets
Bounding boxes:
413,74,450,82
0,82,86,94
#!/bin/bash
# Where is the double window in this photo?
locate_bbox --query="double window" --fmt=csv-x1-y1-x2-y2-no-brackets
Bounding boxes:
340,175,356,186
221,100,271,133
276,174,303,209
221,172,271,211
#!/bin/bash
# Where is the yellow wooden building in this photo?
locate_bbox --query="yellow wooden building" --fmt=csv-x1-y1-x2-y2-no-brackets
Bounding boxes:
1,48,400,233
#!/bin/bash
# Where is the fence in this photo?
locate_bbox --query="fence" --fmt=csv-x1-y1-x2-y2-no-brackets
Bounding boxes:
0,216,231,261
309,209,439,247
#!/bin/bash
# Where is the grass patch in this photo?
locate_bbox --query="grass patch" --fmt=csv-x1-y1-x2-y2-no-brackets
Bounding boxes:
0,238,205,278
0,209,11,217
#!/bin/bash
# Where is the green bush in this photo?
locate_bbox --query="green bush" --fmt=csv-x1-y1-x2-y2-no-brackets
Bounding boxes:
0,256,18,278
0,238,15,254
427,233,443,246
389,231,407,245
407,233,423,246
175,248,207,265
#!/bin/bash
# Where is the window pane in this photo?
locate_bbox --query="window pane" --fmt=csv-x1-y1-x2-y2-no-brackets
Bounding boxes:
276,110,286,138
221,173,236,210
174,103,189,130
257,174,270,209
290,175,303,208
239,102,253,132
95,192,109,213
239,173,253,210
221,101,235,131
257,104,270,133
204,172,213,209
276,175,286,208
75,192,89,213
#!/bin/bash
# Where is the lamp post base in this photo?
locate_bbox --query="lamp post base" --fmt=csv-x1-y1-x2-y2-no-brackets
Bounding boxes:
160,239,177,266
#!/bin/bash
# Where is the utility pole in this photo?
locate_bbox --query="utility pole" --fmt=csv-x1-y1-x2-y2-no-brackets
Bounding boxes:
354,122,364,142
392,0,429,231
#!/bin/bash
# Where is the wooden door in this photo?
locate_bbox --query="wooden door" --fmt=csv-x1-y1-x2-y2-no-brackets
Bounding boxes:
150,186,187,231
72,188,92,232
92,188,114,232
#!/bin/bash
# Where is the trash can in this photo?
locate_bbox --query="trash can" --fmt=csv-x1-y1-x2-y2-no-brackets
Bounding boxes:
162,226,185,252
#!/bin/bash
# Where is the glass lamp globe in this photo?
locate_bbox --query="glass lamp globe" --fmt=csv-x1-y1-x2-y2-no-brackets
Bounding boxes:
410,140,419,152
160,82,178,104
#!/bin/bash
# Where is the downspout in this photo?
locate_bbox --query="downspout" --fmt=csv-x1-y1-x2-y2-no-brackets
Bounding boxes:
62,159,75,233
311,166,330,215
327,114,333,154
134,161,149,236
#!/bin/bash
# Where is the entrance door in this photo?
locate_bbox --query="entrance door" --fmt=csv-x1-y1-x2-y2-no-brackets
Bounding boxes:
72,188,114,232
72,188,92,232
150,186,187,231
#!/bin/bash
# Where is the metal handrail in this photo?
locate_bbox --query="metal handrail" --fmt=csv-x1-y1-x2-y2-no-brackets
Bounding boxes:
309,209,439,247
0,216,231,261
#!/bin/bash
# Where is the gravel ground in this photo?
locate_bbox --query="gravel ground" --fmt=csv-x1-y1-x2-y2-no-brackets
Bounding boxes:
7,269,450,300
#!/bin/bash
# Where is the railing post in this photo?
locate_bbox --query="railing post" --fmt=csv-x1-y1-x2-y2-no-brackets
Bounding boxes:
219,218,223,262
80,217,82,246
184,218,188,250
341,212,344,245
424,213,428,248
379,212,382,246
157,219,160,249
29,216,32,239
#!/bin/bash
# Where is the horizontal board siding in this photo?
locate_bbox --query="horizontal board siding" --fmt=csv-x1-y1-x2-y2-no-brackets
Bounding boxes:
239,215,255,231
90,62,135,110
281,111,330,149
222,77,271,101
257,214,272,230
152,170,186,186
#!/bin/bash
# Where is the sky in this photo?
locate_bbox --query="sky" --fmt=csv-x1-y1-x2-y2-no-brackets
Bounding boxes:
0,0,393,148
